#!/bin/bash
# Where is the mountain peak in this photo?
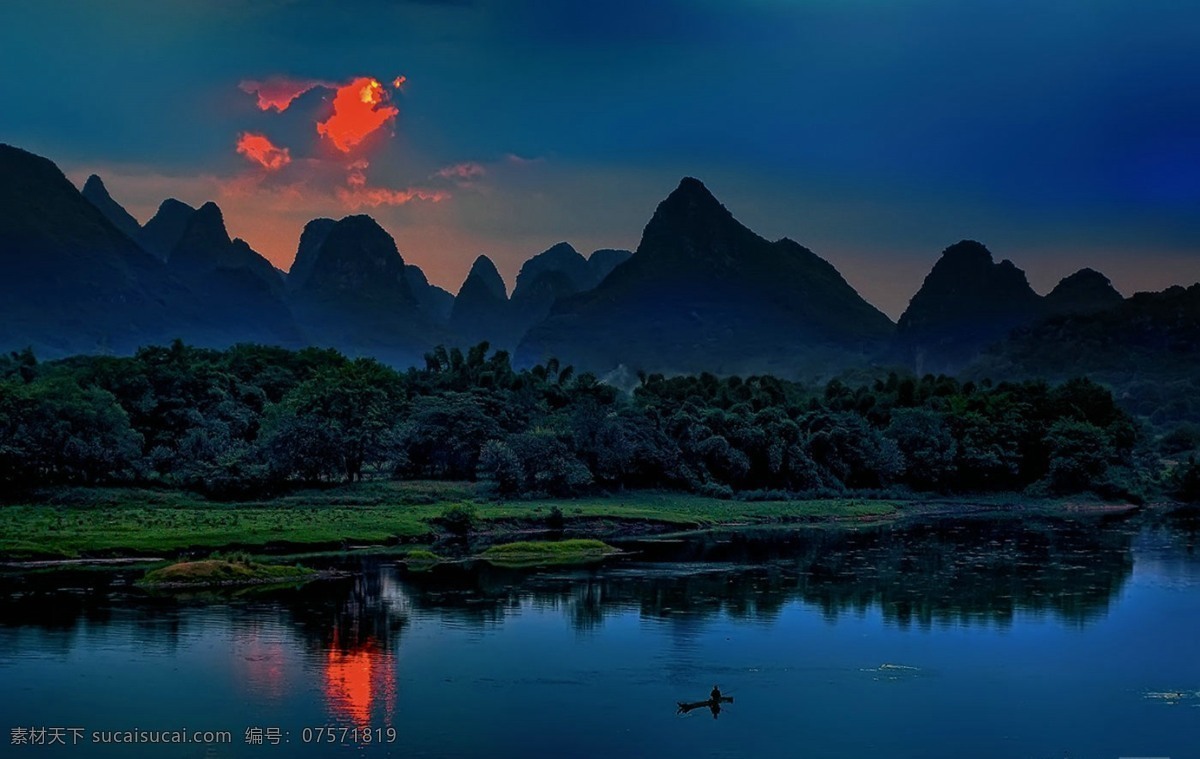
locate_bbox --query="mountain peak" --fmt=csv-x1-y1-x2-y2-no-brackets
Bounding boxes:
1046,267,1124,315
512,242,588,301
80,173,141,241
897,240,1044,371
295,214,411,303
652,177,730,225
517,178,894,374
170,201,230,263
138,198,196,260
937,239,994,267
464,254,507,301
82,174,107,195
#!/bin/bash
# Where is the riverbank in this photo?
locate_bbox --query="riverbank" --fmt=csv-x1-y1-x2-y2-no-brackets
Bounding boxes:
0,481,1146,562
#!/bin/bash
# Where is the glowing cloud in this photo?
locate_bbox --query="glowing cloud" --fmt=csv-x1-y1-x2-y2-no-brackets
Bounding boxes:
238,77,332,112
336,186,450,209
337,158,448,208
435,162,486,181
316,77,400,153
236,132,292,170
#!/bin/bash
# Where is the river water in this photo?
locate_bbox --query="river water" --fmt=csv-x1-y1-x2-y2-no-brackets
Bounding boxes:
1,516,1198,758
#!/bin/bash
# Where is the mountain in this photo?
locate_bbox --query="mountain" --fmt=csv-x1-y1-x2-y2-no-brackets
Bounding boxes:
895,240,1044,373
0,144,199,357
290,215,437,364
404,264,455,324
508,243,597,343
138,198,196,260
517,177,895,375
286,217,336,292
587,248,633,285
449,255,516,349
511,242,591,301
80,175,141,241
1044,268,1124,316
166,202,298,346
969,283,1200,423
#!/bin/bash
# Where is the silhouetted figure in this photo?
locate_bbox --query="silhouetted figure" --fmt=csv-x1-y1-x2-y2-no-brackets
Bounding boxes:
677,689,734,716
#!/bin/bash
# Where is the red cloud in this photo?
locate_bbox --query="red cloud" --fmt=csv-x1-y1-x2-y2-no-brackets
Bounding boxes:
316,77,400,153
238,77,333,112
236,132,292,170
435,162,486,181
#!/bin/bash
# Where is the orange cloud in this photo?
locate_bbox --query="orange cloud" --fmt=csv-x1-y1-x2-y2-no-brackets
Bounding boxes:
236,132,292,170
336,186,450,209
316,77,400,153
238,77,332,112
435,162,486,181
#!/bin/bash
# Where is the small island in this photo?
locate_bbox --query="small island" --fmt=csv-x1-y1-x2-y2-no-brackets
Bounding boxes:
137,557,318,589
480,539,620,567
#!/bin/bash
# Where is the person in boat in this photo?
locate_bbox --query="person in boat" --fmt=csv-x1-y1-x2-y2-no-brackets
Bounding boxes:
710,685,721,701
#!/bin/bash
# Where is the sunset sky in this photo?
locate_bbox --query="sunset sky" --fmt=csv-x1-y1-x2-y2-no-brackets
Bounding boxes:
2,0,1198,317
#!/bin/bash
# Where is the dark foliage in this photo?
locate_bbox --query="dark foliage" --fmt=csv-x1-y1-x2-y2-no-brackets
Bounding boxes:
0,343,1161,502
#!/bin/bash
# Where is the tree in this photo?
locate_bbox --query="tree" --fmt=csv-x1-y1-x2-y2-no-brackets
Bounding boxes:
262,359,402,482
886,408,957,491
1042,419,1116,494
1,378,142,485
477,439,523,497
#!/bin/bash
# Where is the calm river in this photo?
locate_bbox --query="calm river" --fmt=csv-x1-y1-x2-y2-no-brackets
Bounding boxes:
2,516,1198,758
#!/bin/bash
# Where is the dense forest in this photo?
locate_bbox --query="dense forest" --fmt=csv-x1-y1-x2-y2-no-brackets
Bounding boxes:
0,342,1195,503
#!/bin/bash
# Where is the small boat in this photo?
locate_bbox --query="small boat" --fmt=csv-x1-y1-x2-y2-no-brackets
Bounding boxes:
676,696,734,714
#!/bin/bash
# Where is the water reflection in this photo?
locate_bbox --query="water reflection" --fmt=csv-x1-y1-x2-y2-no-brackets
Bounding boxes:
1,517,1196,759
396,518,1137,631
0,518,1149,648
279,572,400,727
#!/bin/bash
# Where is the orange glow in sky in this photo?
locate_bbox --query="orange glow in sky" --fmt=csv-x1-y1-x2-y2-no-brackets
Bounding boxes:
317,77,400,153
235,132,291,170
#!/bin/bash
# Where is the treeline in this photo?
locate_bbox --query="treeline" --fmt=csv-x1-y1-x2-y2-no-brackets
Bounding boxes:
0,341,1192,502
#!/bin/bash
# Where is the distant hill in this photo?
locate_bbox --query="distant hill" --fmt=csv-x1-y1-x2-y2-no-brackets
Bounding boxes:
517,178,894,375
166,201,299,347
587,248,633,285
969,283,1200,423
0,144,205,357
138,198,196,261
511,242,591,301
290,214,440,364
449,255,517,349
510,243,602,345
895,240,1045,374
1044,268,1124,316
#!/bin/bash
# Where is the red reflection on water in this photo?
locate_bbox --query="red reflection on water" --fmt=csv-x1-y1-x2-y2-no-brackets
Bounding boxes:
324,629,396,727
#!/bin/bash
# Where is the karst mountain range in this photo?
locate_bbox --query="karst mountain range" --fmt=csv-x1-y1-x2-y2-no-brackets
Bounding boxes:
2,143,1196,379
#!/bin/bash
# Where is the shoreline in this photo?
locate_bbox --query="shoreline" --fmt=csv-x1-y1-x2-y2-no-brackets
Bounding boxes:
0,483,1158,568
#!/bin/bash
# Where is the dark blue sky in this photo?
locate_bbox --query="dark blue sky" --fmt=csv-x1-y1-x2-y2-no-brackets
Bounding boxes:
2,0,1198,316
